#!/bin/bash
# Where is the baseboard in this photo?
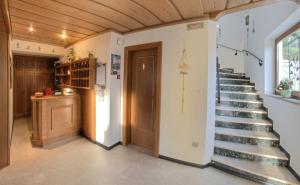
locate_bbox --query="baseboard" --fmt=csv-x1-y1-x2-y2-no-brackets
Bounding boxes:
159,155,210,169
287,165,300,182
269,128,300,182
211,162,266,185
90,140,122,151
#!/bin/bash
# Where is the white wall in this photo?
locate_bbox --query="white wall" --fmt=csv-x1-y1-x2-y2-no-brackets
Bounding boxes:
244,1,298,92
69,21,217,165
218,12,246,73
11,39,65,57
70,32,123,147
262,7,300,175
123,21,217,165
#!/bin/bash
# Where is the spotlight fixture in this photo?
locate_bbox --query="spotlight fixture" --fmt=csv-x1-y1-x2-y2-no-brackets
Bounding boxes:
234,50,238,56
28,26,34,32
61,33,67,39
61,31,67,39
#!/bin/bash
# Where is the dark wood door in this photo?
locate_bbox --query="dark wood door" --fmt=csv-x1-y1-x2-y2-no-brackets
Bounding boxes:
14,71,26,117
24,71,35,115
130,49,157,150
13,55,57,118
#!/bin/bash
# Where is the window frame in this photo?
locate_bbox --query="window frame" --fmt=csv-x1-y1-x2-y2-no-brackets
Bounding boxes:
275,22,300,98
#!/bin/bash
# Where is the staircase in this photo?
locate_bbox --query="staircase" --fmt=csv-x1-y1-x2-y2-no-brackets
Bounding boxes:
212,68,300,185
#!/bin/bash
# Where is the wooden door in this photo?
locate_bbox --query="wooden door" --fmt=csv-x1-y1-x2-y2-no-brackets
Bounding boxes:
13,55,56,118
130,49,157,150
24,71,35,115
13,71,26,117
13,55,26,117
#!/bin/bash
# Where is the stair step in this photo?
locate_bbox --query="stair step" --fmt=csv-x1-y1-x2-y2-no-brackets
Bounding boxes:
220,78,252,85
220,84,255,92
214,140,289,166
219,72,246,76
215,127,279,146
220,91,260,100
219,68,234,73
219,72,249,79
219,98,263,109
212,155,300,185
215,116,272,131
216,106,267,119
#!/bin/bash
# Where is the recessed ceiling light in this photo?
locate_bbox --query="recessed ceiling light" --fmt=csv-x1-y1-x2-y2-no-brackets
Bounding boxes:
28,26,34,32
61,31,67,39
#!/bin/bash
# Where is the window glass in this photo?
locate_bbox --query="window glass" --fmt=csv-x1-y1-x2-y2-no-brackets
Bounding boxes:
277,28,300,91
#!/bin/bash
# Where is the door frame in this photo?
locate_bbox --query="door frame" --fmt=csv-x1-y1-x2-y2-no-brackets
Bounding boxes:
123,42,162,157
0,0,11,169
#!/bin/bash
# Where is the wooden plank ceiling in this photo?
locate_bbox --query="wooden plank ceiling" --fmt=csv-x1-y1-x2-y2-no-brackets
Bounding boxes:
8,0,265,47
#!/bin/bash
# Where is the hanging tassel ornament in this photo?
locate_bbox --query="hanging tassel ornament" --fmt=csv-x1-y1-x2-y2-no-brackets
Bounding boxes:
178,41,189,113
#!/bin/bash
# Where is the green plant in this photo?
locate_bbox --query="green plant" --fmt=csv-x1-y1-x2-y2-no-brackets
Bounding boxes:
277,78,293,90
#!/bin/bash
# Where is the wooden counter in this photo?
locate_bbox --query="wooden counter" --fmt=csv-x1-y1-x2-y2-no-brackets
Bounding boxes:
31,94,81,147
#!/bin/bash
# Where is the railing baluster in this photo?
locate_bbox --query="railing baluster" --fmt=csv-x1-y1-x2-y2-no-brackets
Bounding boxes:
216,57,221,104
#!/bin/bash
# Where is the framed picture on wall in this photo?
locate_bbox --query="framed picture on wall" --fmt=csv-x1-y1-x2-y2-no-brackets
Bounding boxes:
111,54,121,76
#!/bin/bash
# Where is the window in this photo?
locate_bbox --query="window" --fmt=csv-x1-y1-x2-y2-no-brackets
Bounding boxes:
276,22,300,96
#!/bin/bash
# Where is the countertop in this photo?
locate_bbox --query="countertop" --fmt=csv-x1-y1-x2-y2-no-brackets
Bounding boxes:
31,94,79,101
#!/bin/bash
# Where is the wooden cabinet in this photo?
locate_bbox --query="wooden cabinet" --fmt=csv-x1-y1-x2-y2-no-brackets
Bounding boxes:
13,55,58,118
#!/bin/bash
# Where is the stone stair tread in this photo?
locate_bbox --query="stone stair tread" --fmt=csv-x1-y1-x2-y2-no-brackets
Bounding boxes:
216,105,267,114
216,116,272,126
215,127,278,140
219,72,246,76
220,84,254,87
220,78,250,81
215,140,288,160
219,98,262,104
212,155,300,185
220,91,259,95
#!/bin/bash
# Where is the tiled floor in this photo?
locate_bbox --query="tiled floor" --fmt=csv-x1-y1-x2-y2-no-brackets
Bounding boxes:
0,118,259,185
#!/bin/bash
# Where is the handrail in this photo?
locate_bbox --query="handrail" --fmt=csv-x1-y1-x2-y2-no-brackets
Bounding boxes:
217,44,263,66
216,57,221,104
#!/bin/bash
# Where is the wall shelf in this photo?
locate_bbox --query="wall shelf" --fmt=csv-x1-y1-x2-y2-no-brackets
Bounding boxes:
55,57,96,89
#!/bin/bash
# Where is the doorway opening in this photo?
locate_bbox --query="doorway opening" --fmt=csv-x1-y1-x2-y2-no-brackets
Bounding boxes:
123,42,162,157
11,54,59,163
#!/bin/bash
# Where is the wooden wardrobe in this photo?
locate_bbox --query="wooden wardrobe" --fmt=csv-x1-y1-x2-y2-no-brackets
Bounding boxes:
13,55,58,118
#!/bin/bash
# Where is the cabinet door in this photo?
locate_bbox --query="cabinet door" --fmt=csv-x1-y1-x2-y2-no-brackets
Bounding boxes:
24,71,35,116
13,71,25,117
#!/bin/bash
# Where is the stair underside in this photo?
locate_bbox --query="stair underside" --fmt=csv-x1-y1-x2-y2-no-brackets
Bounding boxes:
212,155,299,185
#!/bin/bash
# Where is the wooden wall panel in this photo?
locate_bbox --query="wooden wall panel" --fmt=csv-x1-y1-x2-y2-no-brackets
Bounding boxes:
13,55,57,118
78,89,96,141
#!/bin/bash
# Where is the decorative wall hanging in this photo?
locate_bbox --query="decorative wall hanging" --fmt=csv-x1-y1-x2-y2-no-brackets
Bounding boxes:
111,54,121,79
178,41,189,113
